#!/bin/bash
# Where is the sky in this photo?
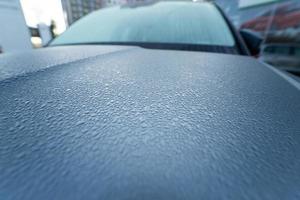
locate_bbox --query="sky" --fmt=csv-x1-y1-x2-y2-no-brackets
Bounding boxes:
20,0,66,34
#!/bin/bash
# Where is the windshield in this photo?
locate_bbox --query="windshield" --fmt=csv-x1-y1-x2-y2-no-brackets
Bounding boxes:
51,2,236,49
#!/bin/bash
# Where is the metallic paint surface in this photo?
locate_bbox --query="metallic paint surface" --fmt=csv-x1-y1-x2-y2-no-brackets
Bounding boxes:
0,46,300,200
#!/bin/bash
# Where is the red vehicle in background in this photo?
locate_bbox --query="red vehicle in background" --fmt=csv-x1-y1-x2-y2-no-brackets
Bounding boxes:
241,2,300,32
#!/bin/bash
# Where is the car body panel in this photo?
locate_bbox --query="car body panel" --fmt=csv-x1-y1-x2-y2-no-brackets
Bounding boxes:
0,45,300,200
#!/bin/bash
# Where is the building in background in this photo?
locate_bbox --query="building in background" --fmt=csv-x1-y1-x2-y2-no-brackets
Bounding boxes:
61,0,103,25
0,0,32,53
61,0,151,26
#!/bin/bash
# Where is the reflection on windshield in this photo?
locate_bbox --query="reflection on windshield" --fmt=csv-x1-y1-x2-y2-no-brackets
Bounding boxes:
51,2,235,47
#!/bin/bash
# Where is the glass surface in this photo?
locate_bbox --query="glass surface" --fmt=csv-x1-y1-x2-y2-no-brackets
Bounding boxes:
51,2,235,47
294,47,300,56
274,46,290,55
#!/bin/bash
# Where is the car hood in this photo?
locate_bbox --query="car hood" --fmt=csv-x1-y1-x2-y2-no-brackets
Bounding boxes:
0,45,300,200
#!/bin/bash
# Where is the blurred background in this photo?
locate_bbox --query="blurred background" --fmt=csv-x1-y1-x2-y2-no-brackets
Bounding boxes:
0,0,299,74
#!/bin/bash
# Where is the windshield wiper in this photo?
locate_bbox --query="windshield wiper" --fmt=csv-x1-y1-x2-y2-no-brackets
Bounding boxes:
50,42,238,54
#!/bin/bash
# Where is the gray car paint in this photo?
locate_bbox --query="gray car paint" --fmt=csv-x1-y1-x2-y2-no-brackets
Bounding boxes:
0,45,300,200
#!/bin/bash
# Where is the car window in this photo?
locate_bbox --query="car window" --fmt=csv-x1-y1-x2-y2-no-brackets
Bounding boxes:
274,46,290,55
264,46,275,54
294,47,300,56
51,2,235,47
